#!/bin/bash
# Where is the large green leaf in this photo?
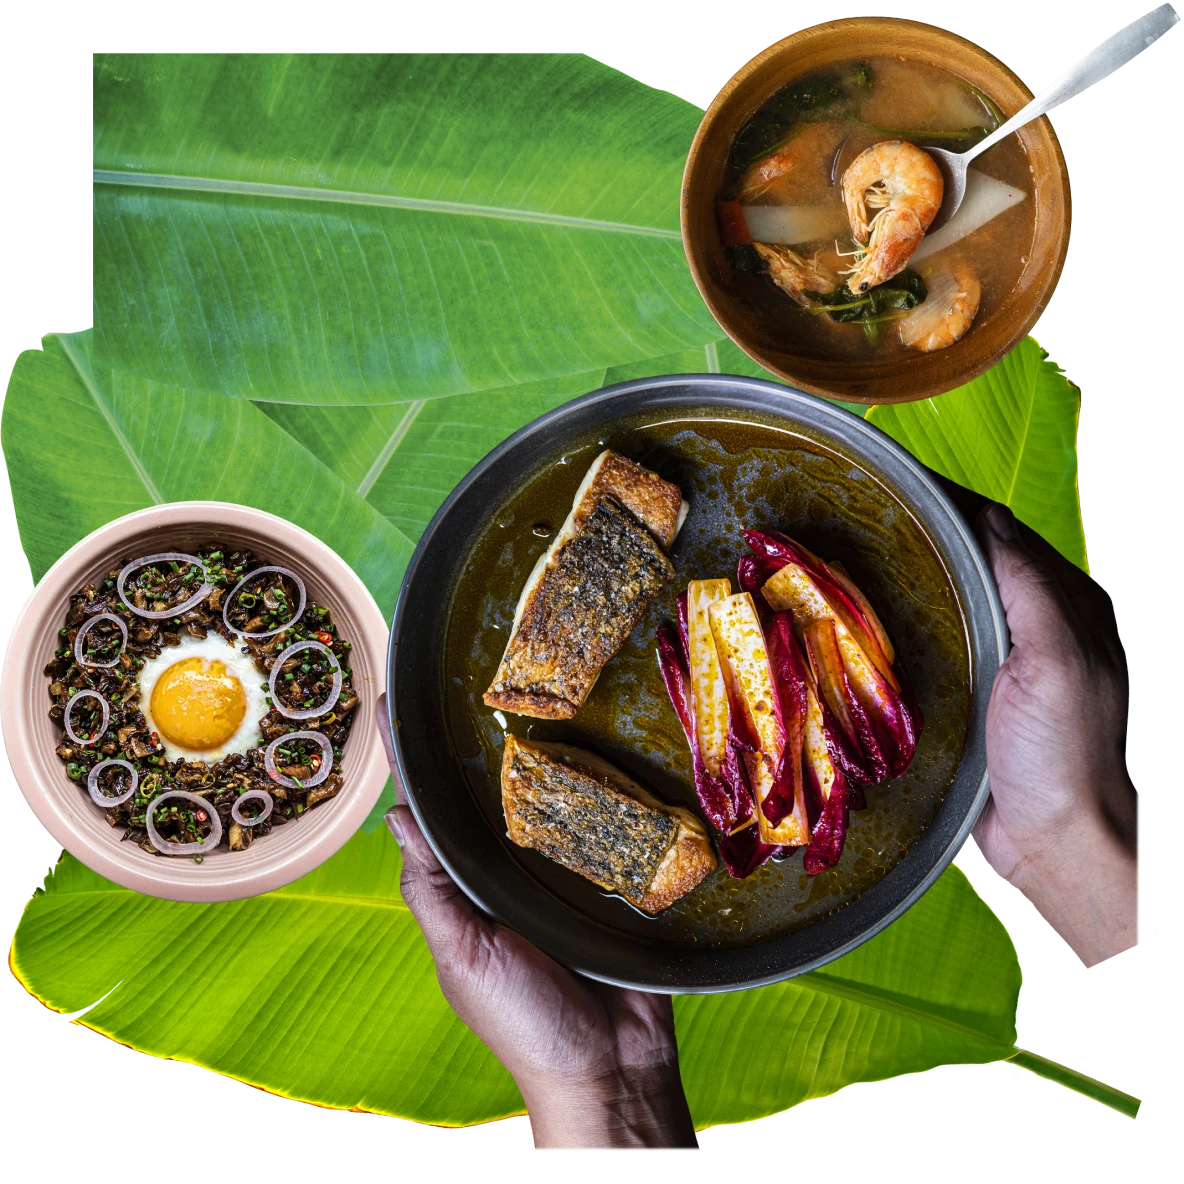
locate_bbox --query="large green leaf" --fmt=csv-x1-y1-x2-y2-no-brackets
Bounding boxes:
256,333,1084,563
2,331,412,604
25,46,1099,1130
92,51,1085,563
258,368,605,542
2,331,405,827
93,54,719,404
13,828,1132,1126
0,331,1117,1122
867,338,1087,569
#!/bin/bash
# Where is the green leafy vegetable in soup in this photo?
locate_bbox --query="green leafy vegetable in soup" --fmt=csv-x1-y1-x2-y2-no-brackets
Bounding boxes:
810,271,928,344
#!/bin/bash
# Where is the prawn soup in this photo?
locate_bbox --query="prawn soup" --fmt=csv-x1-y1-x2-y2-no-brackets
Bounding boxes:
718,57,1036,360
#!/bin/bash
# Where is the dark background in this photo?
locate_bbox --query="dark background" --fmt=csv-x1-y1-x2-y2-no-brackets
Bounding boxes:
2,13,1165,1169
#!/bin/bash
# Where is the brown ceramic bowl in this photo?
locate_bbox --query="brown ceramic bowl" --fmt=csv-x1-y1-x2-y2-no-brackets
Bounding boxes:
1,502,389,902
682,17,1071,404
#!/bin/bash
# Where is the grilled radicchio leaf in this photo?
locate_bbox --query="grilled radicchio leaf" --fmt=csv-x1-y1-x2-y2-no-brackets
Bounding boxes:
750,530,922,783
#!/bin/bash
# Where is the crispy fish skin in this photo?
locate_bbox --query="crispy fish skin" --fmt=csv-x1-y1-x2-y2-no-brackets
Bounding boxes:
501,736,716,913
483,451,685,720
576,451,686,549
484,497,675,719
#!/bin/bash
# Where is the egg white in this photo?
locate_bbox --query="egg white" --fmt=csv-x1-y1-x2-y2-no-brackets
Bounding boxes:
137,633,268,762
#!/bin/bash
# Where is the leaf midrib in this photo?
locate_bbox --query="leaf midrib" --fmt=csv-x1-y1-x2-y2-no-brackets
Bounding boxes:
1002,349,1039,506
56,334,164,504
357,400,426,498
93,171,683,240
797,970,1013,1051
30,887,1007,1046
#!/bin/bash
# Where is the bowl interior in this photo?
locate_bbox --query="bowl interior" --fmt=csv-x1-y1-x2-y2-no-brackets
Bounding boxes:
392,377,1005,990
7,506,388,900
682,17,1070,404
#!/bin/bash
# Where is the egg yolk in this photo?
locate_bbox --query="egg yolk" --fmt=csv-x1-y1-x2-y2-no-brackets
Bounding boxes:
149,656,247,752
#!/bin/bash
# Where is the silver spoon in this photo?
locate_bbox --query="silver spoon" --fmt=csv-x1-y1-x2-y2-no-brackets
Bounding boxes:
926,3,1179,230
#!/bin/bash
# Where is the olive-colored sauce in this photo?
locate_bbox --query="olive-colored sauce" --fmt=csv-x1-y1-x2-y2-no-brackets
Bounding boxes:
443,414,970,948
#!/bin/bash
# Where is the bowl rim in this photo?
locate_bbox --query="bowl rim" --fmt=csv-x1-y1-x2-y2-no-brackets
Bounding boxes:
388,374,1009,992
1,500,390,902
680,15,1072,405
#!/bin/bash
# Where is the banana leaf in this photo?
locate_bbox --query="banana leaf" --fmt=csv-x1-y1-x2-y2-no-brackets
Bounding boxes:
2,331,412,598
16,47,1101,1128
92,51,1085,563
867,339,1087,569
258,334,1086,566
3,331,1131,1122
7,829,1138,1126
93,53,718,404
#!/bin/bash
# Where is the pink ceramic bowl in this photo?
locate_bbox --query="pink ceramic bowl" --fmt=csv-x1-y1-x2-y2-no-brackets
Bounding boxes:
1,501,389,902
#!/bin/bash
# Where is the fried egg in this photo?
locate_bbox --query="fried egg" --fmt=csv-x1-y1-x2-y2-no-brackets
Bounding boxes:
137,634,268,762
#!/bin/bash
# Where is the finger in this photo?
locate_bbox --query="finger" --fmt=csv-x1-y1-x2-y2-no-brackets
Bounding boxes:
975,505,1082,655
375,692,407,806
386,803,485,960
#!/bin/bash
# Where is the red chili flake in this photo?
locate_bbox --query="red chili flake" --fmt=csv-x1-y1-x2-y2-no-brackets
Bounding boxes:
310,755,322,770
315,631,333,646
195,809,208,823
151,732,159,743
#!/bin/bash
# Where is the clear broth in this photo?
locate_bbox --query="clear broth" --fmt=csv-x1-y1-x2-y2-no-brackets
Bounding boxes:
722,57,1037,360
442,417,971,948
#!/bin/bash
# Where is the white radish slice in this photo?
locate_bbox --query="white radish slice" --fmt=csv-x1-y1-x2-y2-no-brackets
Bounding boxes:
740,204,846,246
64,690,109,746
912,170,1026,264
118,553,212,621
74,613,128,669
268,640,342,721
145,790,222,856
87,759,138,808
232,789,274,827
264,730,333,790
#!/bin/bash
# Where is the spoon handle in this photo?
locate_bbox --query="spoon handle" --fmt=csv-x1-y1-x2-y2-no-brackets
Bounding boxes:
965,3,1179,162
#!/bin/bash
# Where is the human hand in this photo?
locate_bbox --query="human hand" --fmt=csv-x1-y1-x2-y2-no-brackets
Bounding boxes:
376,695,697,1148
974,505,1136,965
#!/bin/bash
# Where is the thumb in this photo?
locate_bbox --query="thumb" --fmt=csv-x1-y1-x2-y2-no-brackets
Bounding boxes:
376,693,483,958
386,803,484,960
975,504,1077,655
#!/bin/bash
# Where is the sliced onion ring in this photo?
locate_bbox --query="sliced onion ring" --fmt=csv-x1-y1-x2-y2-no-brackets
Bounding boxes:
145,790,222,856
118,552,212,621
87,759,138,807
74,613,128,669
264,730,334,790
268,640,341,721
223,566,307,639
232,789,274,827
64,690,109,746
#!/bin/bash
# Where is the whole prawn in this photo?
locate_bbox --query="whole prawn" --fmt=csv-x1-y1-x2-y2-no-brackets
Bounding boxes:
898,262,981,352
752,243,837,306
738,122,846,203
841,141,942,292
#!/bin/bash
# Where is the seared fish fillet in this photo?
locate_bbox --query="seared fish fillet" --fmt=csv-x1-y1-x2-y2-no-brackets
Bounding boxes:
501,736,716,913
484,451,686,719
